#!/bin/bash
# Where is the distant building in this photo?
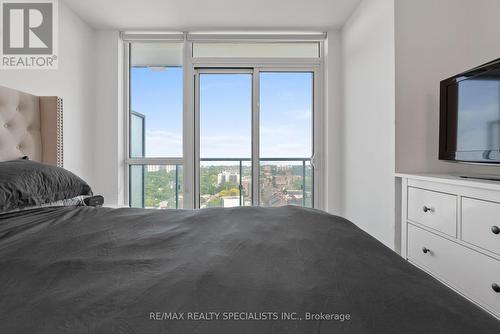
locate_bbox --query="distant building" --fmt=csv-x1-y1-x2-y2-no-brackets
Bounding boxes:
241,176,251,195
217,171,240,185
222,196,240,207
267,191,302,207
158,200,169,209
147,165,176,173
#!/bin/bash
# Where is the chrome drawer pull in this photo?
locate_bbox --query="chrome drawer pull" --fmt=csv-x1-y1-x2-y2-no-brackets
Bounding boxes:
492,283,500,293
422,247,431,254
491,225,500,235
422,206,433,213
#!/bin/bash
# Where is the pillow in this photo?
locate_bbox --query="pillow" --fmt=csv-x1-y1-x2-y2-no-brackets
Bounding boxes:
4,195,90,213
0,158,92,212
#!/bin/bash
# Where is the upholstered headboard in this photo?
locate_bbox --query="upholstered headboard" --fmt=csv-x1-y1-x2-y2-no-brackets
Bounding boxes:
0,85,63,166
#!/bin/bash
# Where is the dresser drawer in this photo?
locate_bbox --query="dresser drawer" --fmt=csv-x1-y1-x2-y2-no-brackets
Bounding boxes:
408,224,500,317
407,187,457,237
462,198,500,256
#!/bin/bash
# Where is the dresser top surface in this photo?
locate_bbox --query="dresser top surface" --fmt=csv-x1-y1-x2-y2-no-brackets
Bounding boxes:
396,173,500,191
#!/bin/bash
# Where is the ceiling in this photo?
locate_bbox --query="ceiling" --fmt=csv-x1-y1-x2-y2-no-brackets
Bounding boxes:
62,0,362,31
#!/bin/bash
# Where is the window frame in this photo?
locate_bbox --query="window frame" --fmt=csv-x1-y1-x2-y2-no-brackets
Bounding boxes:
122,33,325,210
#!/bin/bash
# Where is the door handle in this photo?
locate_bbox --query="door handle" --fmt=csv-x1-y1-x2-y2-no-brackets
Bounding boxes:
310,153,317,169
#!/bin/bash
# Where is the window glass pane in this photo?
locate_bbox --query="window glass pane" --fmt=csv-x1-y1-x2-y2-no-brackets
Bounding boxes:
260,72,313,158
199,73,252,208
129,165,144,208
129,165,183,209
259,72,314,208
199,160,251,208
193,42,319,58
260,160,312,208
130,112,144,157
130,42,183,157
200,74,252,158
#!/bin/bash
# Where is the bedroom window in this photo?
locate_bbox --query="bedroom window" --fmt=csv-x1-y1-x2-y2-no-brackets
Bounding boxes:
127,41,184,209
124,33,325,210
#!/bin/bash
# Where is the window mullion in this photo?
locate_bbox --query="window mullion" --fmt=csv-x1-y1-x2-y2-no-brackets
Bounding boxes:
193,70,201,208
251,68,260,206
182,40,195,209
126,157,184,165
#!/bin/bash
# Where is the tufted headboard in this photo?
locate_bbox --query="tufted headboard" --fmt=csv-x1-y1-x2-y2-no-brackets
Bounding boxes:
0,85,63,166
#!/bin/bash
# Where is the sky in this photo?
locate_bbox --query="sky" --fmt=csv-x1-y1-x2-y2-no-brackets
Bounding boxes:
130,67,313,159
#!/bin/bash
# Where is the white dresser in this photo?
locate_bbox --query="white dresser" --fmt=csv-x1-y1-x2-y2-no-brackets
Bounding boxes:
398,174,500,319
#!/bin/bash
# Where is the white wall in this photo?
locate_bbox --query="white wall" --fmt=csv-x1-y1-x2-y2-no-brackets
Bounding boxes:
340,0,395,248
93,31,124,206
325,30,343,214
395,0,500,176
0,2,96,185
0,4,125,206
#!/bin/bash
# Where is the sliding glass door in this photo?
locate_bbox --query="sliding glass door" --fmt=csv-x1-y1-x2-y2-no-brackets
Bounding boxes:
259,72,313,207
195,69,315,208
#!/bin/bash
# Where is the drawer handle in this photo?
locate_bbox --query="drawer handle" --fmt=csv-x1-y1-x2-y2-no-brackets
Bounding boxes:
492,226,500,235
422,247,431,254
492,283,500,293
422,206,434,213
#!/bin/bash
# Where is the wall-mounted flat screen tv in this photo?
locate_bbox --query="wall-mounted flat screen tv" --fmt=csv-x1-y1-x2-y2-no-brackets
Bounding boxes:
440,58,500,163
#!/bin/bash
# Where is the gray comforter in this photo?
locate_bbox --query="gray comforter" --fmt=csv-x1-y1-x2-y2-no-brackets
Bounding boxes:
0,205,498,333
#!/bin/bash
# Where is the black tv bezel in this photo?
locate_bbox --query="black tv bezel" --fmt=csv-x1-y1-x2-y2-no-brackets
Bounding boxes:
439,57,500,164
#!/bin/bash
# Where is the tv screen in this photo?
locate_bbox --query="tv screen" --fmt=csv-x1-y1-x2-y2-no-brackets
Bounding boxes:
440,58,500,163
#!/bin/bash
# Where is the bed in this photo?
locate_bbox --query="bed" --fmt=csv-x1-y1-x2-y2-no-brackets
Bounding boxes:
0,85,499,333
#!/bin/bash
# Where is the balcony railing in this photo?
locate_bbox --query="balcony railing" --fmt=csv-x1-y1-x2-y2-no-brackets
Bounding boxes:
130,158,312,209
200,157,312,208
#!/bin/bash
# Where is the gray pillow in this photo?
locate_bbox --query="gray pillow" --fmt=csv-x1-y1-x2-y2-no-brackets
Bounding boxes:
4,195,90,213
0,158,92,212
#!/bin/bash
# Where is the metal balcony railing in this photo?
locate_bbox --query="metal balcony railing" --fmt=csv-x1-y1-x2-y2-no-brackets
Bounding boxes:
200,157,312,207
130,158,312,209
